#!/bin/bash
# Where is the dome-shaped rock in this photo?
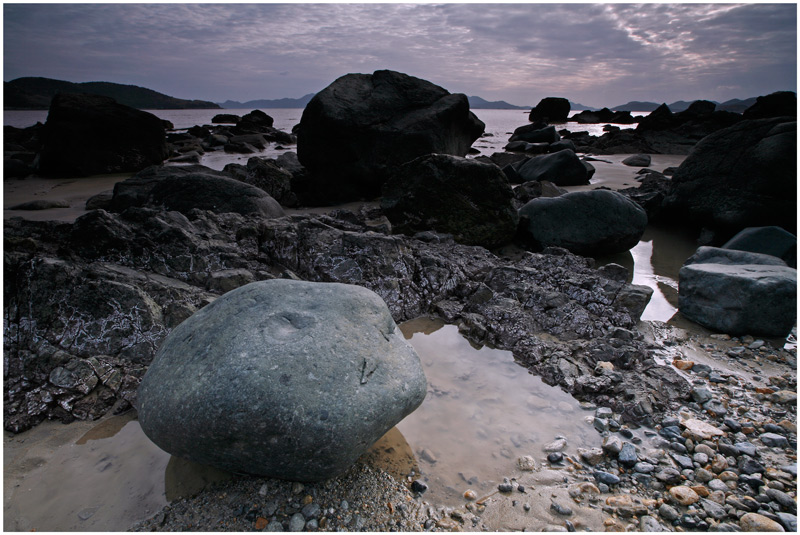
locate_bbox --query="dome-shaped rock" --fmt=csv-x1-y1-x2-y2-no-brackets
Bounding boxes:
138,279,427,481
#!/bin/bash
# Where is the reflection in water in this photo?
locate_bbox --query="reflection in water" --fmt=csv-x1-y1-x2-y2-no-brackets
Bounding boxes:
360,427,420,482
164,456,233,502
4,414,237,532
597,225,700,323
397,319,600,506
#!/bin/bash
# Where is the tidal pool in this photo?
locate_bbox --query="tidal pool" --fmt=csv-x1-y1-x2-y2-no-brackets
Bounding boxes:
396,318,601,507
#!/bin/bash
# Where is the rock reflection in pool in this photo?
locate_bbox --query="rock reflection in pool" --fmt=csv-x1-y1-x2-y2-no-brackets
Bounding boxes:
397,318,600,506
4,412,234,532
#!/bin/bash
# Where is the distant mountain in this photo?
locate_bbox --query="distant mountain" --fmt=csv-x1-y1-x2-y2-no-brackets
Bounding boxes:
611,101,661,112
717,97,758,113
569,101,594,111
219,93,316,109
4,77,220,110
467,96,529,110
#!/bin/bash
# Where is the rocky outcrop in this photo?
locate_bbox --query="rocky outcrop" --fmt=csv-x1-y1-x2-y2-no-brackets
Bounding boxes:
509,124,560,144
515,149,589,186
662,117,796,237
223,157,298,207
212,114,240,124
679,247,797,337
138,279,427,481
296,70,484,205
529,98,570,123
743,91,797,119
380,154,518,248
38,93,169,176
4,205,680,433
109,164,286,218
518,190,648,256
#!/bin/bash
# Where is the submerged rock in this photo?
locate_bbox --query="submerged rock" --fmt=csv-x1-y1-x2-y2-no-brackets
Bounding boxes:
138,279,427,481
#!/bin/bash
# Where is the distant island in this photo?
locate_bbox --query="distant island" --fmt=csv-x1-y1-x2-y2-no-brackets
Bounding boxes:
3,76,767,115
4,77,221,110
611,98,758,113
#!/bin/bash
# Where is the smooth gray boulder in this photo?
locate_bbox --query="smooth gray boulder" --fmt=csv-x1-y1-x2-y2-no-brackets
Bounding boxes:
622,154,651,167
516,149,589,186
138,279,427,481
679,259,797,337
518,189,648,256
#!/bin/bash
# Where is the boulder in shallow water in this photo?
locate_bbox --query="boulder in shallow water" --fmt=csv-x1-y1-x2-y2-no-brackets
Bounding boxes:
296,69,484,205
138,279,428,481
38,93,168,177
529,97,570,123
518,189,648,256
516,149,589,186
381,154,518,248
679,253,797,337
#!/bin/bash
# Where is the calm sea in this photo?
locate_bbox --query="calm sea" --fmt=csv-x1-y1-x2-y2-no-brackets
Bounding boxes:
3,108,650,167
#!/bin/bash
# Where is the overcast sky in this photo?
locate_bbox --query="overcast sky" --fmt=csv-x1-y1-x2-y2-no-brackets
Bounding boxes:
4,3,797,108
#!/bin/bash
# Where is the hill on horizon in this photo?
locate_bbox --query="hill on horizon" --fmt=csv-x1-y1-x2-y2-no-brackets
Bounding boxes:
4,77,221,110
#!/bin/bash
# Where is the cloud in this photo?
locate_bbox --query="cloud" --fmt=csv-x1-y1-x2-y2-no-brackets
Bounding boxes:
3,3,796,107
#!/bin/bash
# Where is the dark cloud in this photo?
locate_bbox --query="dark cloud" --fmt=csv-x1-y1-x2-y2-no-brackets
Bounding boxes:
3,3,796,107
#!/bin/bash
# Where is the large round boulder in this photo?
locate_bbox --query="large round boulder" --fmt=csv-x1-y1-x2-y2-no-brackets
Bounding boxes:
661,118,796,234
381,154,518,248
529,97,570,123
679,247,796,337
38,93,169,177
516,149,589,186
138,279,428,481
518,189,648,256
110,164,285,218
296,70,485,205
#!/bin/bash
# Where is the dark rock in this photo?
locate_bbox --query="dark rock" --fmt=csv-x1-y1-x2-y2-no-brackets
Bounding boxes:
549,139,576,153
211,114,240,124
4,158,33,178
223,157,297,207
740,458,766,475
760,433,789,448
743,91,797,119
618,443,638,467
381,154,518,248
722,226,797,268
550,501,573,516
510,125,560,144
8,199,70,210
530,98,570,123
662,118,796,235
85,190,114,211
774,512,797,531
547,452,564,464
296,69,484,204
237,109,274,130
723,418,742,433
516,149,589,186
518,189,648,256
138,279,428,481
110,164,286,218
411,479,428,493
678,257,796,337
39,93,169,176
594,471,621,485
512,180,568,208
622,154,651,167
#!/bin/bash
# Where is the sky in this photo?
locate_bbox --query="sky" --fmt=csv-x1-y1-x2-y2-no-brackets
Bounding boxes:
3,2,797,108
